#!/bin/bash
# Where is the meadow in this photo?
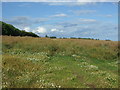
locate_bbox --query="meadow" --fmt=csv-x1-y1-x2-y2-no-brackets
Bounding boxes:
2,36,119,88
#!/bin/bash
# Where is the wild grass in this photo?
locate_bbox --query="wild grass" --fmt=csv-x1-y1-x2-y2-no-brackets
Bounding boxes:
2,36,119,88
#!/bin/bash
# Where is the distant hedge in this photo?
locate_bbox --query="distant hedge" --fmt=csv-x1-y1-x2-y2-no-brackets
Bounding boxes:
0,21,39,37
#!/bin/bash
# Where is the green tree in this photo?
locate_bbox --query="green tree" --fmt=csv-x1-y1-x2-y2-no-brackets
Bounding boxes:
1,21,39,37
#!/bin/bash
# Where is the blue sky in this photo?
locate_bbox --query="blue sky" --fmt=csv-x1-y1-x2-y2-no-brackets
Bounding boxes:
2,2,118,41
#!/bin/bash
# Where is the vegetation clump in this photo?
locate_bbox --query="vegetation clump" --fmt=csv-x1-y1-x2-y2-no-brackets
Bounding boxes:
0,21,39,37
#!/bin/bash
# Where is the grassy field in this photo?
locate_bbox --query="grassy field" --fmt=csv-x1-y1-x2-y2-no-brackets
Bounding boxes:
2,36,119,88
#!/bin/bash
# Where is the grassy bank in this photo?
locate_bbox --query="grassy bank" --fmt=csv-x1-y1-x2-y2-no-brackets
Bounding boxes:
2,36,118,88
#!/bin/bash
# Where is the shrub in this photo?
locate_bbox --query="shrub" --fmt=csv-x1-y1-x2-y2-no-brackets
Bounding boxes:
49,36,56,39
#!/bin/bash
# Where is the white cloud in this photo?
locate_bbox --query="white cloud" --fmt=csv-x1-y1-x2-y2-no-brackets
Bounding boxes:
97,14,113,18
51,28,59,32
3,16,49,29
50,28,63,32
79,18,96,22
33,18,49,23
71,10,96,15
51,13,67,17
105,14,113,17
35,26,47,33
24,27,31,32
20,18,117,41
3,16,30,27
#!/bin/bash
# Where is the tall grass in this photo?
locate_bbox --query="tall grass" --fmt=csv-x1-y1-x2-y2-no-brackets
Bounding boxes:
2,36,118,88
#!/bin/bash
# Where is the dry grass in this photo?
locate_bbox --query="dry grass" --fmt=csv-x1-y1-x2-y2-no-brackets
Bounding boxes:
2,36,119,88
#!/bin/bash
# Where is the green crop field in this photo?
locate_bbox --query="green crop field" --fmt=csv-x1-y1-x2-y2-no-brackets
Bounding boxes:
2,36,119,88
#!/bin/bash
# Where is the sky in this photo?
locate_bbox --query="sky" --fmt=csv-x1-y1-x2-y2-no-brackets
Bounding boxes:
2,2,118,41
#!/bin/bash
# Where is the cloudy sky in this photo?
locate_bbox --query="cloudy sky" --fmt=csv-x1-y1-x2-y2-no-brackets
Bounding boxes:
2,2,118,40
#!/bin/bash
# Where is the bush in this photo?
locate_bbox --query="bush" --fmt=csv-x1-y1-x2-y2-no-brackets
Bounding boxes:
50,36,56,39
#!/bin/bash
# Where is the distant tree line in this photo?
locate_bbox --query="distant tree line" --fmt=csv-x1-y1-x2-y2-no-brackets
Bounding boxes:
0,21,39,37
45,35,57,39
45,35,102,40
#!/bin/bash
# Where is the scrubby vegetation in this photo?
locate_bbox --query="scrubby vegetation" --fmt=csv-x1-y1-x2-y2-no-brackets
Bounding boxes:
0,21,39,37
2,36,118,88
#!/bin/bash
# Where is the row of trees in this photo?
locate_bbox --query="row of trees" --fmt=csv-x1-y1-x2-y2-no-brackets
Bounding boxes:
0,21,39,37
45,35,102,40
